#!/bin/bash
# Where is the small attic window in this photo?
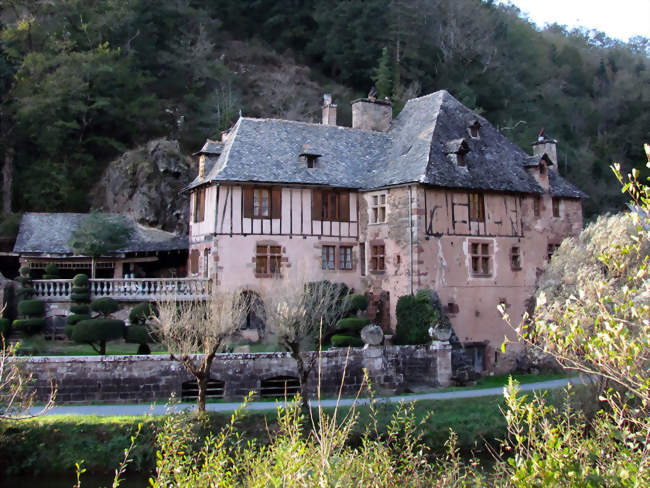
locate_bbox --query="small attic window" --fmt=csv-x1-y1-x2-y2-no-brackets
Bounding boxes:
456,152,467,167
468,120,481,139
300,152,321,168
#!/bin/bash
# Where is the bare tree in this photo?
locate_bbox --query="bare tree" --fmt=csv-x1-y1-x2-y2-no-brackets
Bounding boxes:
0,336,56,420
264,270,348,412
153,290,249,414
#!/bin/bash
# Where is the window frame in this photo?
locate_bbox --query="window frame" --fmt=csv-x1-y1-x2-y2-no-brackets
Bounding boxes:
533,196,541,218
321,245,335,270
370,244,385,273
510,246,522,271
253,188,270,218
370,193,387,224
255,245,283,277
469,193,485,223
193,187,206,223
469,241,492,277
552,198,560,218
339,246,353,270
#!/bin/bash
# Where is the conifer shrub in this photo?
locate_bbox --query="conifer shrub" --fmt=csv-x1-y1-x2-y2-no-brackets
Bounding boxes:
330,334,364,348
17,299,45,317
66,314,91,326
395,293,439,345
128,302,157,325
0,318,10,337
42,263,60,279
343,293,368,314
13,318,45,335
90,297,120,316
71,318,125,355
72,274,90,287
335,317,370,332
69,304,90,315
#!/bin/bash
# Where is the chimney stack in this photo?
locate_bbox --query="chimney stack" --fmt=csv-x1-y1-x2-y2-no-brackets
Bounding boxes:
532,135,558,170
351,97,392,131
322,94,337,126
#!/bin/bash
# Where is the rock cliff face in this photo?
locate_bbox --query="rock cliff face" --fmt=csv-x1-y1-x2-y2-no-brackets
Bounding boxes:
92,139,192,235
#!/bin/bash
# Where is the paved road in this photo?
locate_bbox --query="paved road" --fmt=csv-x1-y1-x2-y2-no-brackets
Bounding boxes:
30,376,588,417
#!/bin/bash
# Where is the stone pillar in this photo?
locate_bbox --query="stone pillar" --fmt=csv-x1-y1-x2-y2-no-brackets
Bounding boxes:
431,341,453,387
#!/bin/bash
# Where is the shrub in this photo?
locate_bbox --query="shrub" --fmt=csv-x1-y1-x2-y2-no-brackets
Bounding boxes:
70,292,91,302
395,293,438,345
44,263,59,276
72,274,89,287
66,314,91,325
72,318,125,354
90,297,119,316
70,304,90,315
344,293,368,314
13,318,45,335
129,302,157,325
15,287,35,301
17,299,45,317
18,266,30,278
330,334,364,348
125,324,155,346
335,317,370,332
0,318,10,337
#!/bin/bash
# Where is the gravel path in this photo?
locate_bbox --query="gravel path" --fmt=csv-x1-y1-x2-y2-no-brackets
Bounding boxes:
30,376,588,417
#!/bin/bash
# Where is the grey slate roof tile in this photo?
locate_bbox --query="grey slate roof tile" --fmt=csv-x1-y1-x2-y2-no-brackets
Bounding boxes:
14,213,188,255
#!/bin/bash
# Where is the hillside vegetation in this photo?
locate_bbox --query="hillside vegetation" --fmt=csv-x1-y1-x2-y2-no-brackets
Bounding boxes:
0,0,648,220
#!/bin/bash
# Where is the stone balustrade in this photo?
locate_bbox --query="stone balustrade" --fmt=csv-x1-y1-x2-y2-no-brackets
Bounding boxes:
32,278,212,302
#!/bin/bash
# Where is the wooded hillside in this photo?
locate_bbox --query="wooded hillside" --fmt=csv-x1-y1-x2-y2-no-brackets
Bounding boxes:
1,0,648,220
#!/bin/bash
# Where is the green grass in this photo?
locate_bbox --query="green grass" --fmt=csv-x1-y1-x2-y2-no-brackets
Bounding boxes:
433,372,569,393
16,338,168,356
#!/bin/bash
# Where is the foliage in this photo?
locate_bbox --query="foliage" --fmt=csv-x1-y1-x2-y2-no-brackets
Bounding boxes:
69,304,90,315
72,274,90,287
335,317,370,332
16,299,44,317
128,302,157,325
0,318,10,337
330,334,364,348
71,319,125,355
42,263,59,279
90,297,120,317
372,46,392,99
343,293,368,314
66,314,91,326
12,318,45,335
124,325,155,347
395,292,439,344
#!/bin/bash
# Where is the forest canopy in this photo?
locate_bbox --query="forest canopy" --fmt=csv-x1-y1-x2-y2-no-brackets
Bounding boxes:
1,0,648,219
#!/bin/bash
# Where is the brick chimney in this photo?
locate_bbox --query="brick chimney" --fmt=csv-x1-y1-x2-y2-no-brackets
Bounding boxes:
322,94,337,126
351,98,392,131
532,130,558,170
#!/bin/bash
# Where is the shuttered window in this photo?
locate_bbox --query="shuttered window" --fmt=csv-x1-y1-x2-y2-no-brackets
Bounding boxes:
190,249,200,274
243,187,282,218
312,189,350,222
193,188,206,223
469,193,484,222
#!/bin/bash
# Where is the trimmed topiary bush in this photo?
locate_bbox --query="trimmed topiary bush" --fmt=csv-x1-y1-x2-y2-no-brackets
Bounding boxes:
128,302,157,325
0,318,10,337
125,324,155,346
395,293,439,345
70,304,90,315
17,299,45,317
13,318,45,335
330,334,364,348
66,313,91,325
344,293,369,314
336,317,370,332
90,297,120,316
72,318,125,355
72,274,89,287
42,263,60,279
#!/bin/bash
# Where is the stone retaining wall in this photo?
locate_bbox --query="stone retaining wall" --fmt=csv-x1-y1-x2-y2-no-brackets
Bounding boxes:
20,344,452,404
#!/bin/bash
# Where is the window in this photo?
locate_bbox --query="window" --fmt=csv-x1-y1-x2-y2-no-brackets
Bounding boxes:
552,198,560,218
470,241,491,276
468,121,481,139
370,244,385,272
256,245,282,275
456,152,467,167
370,194,387,223
312,190,350,222
539,163,546,175
190,249,199,274
193,187,206,223
303,154,319,168
203,249,209,277
198,154,206,178
339,246,353,270
469,193,485,222
533,196,541,217
243,187,281,219
510,246,521,270
547,243,560,261
322,246,335,270
360,243,366,276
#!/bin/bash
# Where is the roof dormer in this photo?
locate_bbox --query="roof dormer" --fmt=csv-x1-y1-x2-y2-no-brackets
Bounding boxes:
299,144,322,169
444,138,471,167
467,119,481,139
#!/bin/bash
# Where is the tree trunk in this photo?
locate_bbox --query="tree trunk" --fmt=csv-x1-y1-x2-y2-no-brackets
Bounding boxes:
197,375,207,414
99,340,106,355
2,146,14,214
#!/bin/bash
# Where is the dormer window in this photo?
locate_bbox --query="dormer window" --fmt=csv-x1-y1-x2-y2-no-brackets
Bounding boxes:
300,152,321,168
468,120,481,139
444,139,471,168
456,152,467,167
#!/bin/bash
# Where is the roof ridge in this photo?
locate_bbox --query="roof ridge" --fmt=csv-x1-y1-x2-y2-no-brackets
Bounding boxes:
239,116,393,137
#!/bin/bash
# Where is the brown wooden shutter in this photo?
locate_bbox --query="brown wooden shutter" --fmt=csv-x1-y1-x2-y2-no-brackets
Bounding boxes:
199,188,206,221
190,250,199,274
339,192,350,222
243,187,254,218
271,187,282,219
312,189,322,220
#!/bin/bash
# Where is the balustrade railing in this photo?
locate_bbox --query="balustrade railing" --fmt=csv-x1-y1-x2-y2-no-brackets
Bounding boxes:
32,278,212,301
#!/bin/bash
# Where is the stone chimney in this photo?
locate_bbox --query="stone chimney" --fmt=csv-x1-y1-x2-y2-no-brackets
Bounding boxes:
322,94,337,126
532,131,558,170
351,98,392,131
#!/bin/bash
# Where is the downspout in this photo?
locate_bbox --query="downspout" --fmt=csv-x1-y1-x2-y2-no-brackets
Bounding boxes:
408,185,414,295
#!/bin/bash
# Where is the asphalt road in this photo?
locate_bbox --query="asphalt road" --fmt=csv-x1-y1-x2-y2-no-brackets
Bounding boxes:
29,376,588,417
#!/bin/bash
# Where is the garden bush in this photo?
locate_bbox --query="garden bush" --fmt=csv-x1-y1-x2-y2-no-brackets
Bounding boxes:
125,325,155,353
335,317,370,332
72,318,125,355
128,302,157,325
0,318,10,337
13,318,45,335
70,304,90,315
72,274,90,287
395,293,438,345
17,299,45,317
90,297,120,316
42,263,60,279
330,334,364,348
343,293,368,315
66,313,91,326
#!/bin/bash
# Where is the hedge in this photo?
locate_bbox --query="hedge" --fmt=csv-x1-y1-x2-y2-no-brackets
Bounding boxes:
125,324,155,345
13,318,45,335
395,294,438,345
72,319,125,343
44,263,59,276
330,334,364,348
17,299,45,317
0,318,10,337
72,274,90,287
344,293,368,314
66,314,91,325
70,292,91,303
335,317,370,332
128,302,157,325
90,297,120,316
70,304,90,315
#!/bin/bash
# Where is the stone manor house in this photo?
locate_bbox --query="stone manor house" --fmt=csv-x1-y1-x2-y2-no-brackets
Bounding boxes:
186,90,585,373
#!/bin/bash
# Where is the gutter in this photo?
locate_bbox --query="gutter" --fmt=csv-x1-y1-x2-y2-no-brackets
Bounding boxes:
408,185,414,295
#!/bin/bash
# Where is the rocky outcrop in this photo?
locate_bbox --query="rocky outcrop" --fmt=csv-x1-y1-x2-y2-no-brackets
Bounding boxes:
92,139,192,235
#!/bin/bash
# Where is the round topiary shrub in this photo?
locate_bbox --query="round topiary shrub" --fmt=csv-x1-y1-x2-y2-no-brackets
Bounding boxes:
90,297,120,316
72,274,89,287
13,318,45,335
330,334,364,348
64,323,74,339
17,299,45,317
335,317,370,332
0,318,10,337
70,304,90,315
19,266,31,278
42,263,60,279
128,302,157,325
67,313,91,325
395,293,439,345
72,318,125,342
344,293,369,314
125,324,155,345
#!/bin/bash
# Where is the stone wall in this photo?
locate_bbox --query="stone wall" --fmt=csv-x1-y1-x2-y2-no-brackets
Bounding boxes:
20,344,451,404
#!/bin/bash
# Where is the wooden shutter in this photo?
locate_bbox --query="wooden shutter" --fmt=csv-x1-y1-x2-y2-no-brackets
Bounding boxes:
271,187,282,219
312,189,322,220
339,192,350,222
243,187,254,218
190,250,199,274
198,188,206,221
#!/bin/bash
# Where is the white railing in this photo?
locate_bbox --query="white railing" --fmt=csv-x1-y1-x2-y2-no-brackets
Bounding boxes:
32,278,212,301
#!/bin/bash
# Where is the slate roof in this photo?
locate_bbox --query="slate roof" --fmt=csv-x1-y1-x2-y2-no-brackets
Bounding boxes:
187,90,585,199
13,213,188,256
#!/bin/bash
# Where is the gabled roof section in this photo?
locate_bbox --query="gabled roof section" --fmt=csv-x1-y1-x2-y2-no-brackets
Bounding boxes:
548,171,588,199
13,213,188,256
524,154,554,167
